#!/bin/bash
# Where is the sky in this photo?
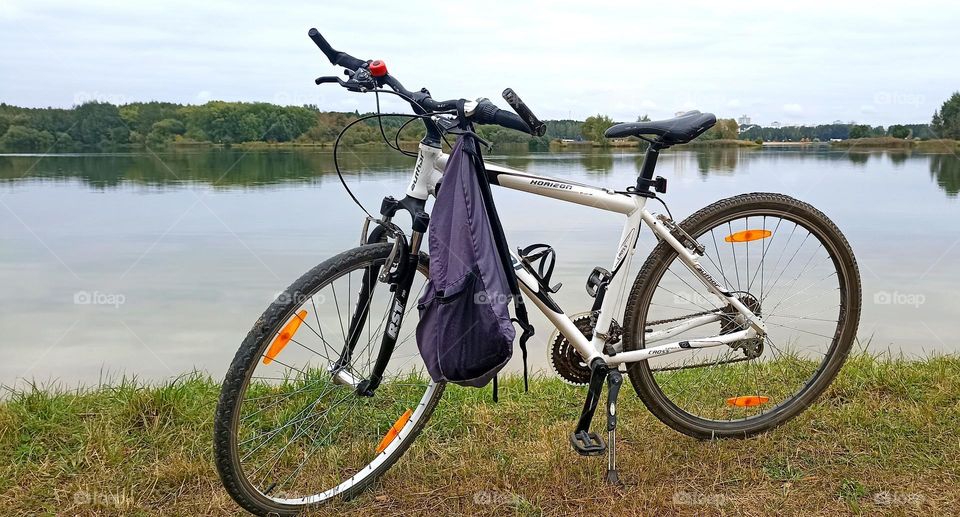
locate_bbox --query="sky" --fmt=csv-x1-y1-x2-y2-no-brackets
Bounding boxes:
0,0,955,126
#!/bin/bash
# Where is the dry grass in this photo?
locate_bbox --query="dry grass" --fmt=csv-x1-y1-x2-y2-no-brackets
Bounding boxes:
1,352,958,516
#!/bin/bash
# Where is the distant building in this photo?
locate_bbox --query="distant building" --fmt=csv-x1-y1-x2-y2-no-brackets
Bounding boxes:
833,120,844,125
737,114,751,126
771,121,781,129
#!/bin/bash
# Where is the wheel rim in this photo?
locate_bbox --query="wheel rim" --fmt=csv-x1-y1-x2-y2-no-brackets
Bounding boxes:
231,255,437,504
634,208,854,424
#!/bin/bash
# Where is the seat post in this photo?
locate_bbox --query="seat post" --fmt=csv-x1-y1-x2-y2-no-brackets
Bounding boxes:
636,141,665,195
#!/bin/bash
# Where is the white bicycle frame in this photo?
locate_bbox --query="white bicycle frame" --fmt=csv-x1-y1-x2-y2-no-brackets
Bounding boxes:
408,142,766,368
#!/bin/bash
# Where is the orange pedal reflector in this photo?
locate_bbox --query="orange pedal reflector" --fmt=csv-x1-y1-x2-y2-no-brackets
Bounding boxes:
726,395,770,407
376,409,413,454
725,229,772,243
263,310,308,365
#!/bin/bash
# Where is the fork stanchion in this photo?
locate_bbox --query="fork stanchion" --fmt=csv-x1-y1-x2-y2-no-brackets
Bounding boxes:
605,369,624,486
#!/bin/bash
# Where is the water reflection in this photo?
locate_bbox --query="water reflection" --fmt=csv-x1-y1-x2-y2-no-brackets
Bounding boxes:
694,149,740,176
930,153,960,197
2,148,959,198
0,150,417,188
579,152,614,173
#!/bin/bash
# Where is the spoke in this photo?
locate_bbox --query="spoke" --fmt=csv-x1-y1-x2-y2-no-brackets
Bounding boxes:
764,320,836,340
760,231,812,305
710,228,733,291
728,221,741,291
748,216,781,294
330,281,347,342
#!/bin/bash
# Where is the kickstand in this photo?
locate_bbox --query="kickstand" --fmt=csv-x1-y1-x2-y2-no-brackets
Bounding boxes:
605,369,624,486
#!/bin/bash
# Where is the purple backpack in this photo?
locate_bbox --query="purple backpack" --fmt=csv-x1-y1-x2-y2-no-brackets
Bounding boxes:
416,134,532,389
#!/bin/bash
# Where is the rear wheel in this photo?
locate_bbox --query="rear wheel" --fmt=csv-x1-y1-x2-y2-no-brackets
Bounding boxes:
623,193,860,439
214,243,443,515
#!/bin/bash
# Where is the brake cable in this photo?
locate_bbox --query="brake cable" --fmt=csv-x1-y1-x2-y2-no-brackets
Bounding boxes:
332,109,456,217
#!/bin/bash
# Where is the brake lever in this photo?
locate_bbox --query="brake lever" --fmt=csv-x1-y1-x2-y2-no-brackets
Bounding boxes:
314,73,376,92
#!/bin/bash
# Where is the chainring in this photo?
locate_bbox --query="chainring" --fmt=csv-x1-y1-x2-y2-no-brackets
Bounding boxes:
548,311,621,385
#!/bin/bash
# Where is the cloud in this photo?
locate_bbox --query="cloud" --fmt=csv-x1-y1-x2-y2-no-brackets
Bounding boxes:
782,103,803,117
0,1,955,125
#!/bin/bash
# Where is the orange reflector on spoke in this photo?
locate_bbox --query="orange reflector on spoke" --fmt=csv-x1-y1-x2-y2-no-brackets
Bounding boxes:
726,395,770,407
376,409,413,454
263,310,308,365
724,229,772,243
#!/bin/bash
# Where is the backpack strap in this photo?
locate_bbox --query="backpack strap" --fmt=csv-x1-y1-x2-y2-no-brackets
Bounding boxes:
463,133,535,393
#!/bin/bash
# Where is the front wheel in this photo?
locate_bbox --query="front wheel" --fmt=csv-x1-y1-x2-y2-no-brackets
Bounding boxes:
623,193,861,439
214,243,443,515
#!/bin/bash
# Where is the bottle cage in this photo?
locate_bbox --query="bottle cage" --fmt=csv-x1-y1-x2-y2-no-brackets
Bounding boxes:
518,243,561,293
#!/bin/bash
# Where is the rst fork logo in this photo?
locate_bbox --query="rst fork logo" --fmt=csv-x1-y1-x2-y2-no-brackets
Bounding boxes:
386,289,407,339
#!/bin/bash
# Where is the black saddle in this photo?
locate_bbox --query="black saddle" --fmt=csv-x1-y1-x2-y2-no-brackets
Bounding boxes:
604,111,717,145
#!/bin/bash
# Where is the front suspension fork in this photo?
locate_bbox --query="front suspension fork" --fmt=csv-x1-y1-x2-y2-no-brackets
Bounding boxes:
340,196,429,397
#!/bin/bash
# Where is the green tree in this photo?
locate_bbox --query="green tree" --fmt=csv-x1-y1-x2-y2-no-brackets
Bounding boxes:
70,102,129,147
637,114,651,122
0,126,54,152
888,124,910,139
581,114,614,144
702,118,738,140
932,92,960,139
849,125,871,139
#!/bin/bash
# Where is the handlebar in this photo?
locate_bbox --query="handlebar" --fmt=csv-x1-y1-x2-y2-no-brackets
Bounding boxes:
307,28,544,137
308,28,367,71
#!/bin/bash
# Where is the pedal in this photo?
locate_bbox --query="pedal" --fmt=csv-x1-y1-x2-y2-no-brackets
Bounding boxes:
569,430,606,456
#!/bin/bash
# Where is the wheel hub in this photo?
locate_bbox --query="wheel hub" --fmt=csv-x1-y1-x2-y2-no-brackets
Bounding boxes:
721,293,764,359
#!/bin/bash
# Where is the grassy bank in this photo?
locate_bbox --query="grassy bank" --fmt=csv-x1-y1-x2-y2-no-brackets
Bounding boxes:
677,138,761,149
831,137,960,151
2,353,958,515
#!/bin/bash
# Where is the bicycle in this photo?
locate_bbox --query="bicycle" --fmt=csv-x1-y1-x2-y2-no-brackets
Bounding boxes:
214,28,861,515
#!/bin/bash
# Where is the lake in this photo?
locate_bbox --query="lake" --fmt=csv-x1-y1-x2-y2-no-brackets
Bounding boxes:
1,146,958,385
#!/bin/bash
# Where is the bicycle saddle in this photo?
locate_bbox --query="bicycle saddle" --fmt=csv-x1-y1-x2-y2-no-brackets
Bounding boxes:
605,110,717,145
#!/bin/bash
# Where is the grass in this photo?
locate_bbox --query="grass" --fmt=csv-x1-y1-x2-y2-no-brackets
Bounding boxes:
1,353,959,515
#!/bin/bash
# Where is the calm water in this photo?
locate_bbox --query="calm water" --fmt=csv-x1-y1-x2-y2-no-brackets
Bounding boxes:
1,147,958,385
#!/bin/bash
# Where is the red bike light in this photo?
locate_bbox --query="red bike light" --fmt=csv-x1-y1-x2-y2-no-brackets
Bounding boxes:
369,60,388,77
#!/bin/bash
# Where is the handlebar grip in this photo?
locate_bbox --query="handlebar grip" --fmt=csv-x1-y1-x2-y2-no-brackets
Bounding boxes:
502,88,546,136
491,108,535,134
308,28,366,70
474,99,534,134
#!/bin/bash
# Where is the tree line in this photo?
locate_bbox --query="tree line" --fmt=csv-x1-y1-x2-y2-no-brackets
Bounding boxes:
0,100,586,152
1,92,958,152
